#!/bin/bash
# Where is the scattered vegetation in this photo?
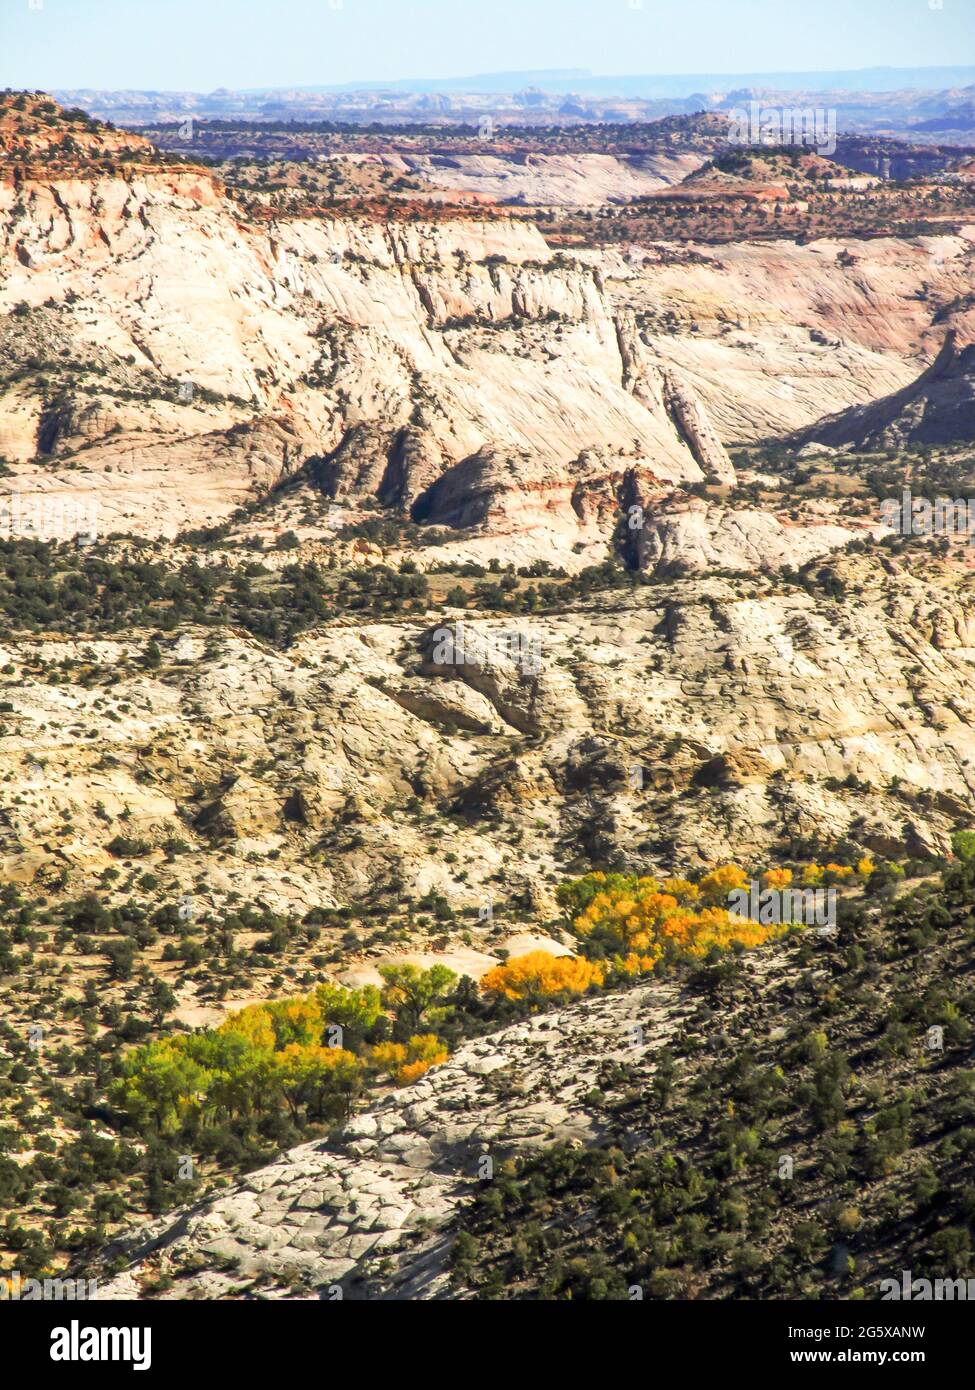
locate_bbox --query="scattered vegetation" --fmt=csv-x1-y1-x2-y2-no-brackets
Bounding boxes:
451,857,975,1299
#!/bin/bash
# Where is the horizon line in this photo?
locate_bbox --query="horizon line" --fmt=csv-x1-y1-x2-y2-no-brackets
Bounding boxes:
43,62,975,97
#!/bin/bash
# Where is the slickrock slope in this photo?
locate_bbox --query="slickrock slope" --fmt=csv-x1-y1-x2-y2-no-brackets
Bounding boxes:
0,183,729,544
0,100,732,548
617,232,975,442
92,970,698,1299
408,149,709,207
794,330,975,450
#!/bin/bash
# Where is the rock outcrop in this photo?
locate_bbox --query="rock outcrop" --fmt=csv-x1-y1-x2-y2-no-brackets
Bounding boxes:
636,495,869,574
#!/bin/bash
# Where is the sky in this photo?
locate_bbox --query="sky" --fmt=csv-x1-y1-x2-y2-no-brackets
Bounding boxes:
1,0,973,92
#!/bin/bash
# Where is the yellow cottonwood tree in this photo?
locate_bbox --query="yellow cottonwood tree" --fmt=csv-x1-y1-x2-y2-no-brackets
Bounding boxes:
272,1043,363,1120
564,868,787,976
480,951,605,1002
368,1034,448,1085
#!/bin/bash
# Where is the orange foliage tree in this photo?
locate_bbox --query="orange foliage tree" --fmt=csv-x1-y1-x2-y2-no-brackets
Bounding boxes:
480,951,605,1003
368,1033,449,1085
557,868,788,977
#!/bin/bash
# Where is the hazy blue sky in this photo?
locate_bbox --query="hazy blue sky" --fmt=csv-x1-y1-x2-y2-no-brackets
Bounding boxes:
2,0,973,92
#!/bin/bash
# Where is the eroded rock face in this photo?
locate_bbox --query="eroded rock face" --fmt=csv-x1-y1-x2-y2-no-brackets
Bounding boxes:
412,445,672,536
0,175,719,543
636,495,870,575
194,774,285,841
4,133,969,551
409,149,710,208
617,231,975,443
2,555,973,928
313,423,398,502
660,370,737,485
37,397,122,454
